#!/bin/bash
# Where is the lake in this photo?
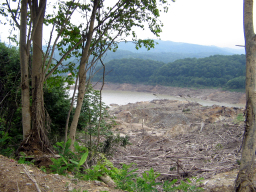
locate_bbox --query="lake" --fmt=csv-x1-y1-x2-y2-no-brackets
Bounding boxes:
68,89,245,108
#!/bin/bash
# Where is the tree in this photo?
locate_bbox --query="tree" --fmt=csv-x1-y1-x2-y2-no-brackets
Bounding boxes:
3,0,84,152
235,0,256,191
51,0,173,151
2,0,173,152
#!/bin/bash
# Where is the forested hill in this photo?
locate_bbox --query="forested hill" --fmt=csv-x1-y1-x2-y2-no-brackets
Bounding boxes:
96,58,165,84
93,54,246,90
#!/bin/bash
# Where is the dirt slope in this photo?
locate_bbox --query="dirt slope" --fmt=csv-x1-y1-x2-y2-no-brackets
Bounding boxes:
0,154,122,192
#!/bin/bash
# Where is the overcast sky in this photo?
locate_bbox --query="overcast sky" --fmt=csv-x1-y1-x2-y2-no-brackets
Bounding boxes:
137,0,247,49
0,0,252,49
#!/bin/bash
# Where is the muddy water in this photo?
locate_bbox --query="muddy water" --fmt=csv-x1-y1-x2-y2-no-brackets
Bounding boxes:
68,89,244,108
98,90,245,108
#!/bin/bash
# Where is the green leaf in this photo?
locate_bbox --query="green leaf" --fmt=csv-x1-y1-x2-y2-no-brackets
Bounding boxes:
78,150,89,166
69,159,79,165
60,155,68,165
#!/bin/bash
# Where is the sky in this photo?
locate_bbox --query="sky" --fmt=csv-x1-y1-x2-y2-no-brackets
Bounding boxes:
136,0,247,49
0,0,252,49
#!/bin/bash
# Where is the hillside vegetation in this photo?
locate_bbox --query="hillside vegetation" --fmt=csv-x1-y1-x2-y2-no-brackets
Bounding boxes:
94,54,246,90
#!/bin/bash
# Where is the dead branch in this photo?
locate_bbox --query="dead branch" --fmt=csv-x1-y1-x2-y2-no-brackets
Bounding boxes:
17,181,19,192
22,165,41,192
99,175,116,188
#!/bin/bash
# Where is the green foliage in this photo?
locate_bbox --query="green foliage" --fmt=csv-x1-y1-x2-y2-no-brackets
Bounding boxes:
133,168,161,192
17,152,34,165
70,189,88,192
226,76,245,89
163,177,204,192
78,85,130,157
44,77,72,140
50,139,88,175
0,130,14,156
93,58,165,84
43,0,173,79
113,163,138,190
81,154,115,181
49,140,204,192
0,42,76,151
0,42,22,153
114,165,204,192
151,54,245,89
234,113,245,124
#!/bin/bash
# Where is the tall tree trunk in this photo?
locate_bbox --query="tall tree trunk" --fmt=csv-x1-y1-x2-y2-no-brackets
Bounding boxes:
20,0,31,140
30,0,50,149
69,69,87,151
235,0,256,191
69,0,99,151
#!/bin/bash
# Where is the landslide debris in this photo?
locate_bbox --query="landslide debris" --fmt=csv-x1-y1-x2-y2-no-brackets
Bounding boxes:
109,99,245,191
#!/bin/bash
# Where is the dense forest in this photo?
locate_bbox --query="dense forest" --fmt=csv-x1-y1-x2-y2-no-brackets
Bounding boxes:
94,54,246,90
96,58,165,84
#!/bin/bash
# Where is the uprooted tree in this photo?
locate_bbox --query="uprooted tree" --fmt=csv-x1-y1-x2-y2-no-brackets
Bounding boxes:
235,0,256,191
2,0,173,153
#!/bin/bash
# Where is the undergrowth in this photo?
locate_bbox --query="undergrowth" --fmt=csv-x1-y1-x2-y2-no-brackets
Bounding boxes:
0,134,204,192
47,139,204,192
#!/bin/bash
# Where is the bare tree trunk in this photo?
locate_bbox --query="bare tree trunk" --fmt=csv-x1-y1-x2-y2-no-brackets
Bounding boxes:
235,0,256,191
69,0,99,151
31,0,45,133
20,0,31,140
62,77,78,154
29,0,50,149
69,70,87,151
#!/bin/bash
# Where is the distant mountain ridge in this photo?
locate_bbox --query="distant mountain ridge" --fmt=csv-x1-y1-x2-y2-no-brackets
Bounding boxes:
116,40,245,54
100,40,245,63
45,40,245,69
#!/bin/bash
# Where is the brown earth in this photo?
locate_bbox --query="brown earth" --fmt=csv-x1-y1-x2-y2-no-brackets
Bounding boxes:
0,83,249,192
0,154,125,192
0,154,123,192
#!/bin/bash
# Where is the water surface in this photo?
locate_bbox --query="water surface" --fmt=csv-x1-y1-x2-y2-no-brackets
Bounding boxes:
69,89,245,108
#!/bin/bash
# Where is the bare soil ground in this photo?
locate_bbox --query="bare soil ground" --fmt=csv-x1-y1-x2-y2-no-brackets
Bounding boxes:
0,83,250,192
0,154,123,192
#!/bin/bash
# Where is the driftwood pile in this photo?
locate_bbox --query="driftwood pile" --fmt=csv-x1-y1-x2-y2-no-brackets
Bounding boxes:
110,100,244,183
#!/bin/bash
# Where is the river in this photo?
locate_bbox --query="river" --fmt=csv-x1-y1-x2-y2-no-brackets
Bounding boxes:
68,89,245,108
